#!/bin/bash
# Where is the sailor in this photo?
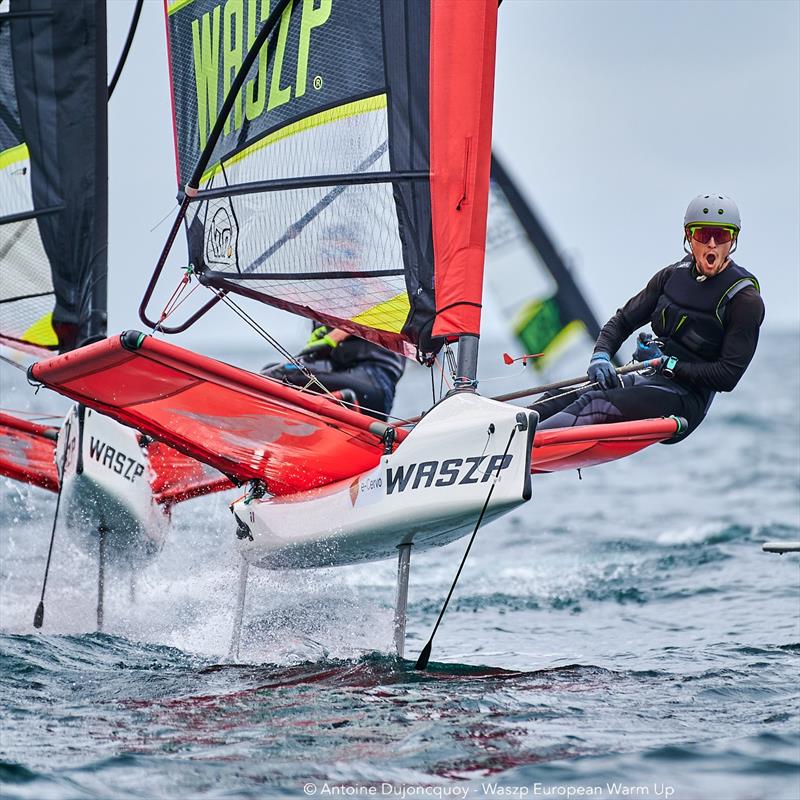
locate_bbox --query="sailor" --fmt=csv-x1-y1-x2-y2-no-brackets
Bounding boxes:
262,324,405,421
535,194,764,440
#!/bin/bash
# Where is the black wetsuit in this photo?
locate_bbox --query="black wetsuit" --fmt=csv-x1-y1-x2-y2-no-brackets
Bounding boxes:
536,256,764,441
265,329,405,420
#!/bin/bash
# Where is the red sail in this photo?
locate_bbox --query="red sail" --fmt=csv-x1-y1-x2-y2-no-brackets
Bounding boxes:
429,0,498,340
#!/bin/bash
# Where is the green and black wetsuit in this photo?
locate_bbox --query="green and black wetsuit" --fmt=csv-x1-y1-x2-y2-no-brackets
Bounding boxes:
536,256,764,440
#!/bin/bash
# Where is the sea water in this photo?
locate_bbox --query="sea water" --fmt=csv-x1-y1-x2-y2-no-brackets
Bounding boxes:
1,331,798,799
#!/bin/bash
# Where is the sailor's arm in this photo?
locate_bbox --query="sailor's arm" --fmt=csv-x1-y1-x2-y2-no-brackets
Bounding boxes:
593,267,672,357
671,287,765,392
326,328,350,345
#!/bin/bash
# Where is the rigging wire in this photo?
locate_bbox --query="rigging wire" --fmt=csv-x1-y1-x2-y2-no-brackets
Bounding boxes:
33,415,71,629
0,407,61,422
162,280,202,317
149,202,180,233
415,420,522,670
212,292,340,401
526,381,595,407
107,0,144,100
0,353,31,373
437,353,451,399
153,269,202,328
151,269,196,330
216,294,413,423
151,274,423,424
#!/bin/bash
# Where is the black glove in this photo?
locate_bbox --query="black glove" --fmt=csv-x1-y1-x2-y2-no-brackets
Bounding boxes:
587,352,620,389
261,359,316,380
633,332,664,362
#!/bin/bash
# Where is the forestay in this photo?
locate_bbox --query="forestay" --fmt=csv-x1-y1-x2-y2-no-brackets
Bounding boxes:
158,0,498,355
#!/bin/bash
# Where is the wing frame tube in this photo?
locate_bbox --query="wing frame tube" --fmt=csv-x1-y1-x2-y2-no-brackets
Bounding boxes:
0,206,63,226
0,412,59,441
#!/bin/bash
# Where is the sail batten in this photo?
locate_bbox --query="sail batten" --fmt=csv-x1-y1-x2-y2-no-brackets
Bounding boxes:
193,169,429,201
159,0,499,355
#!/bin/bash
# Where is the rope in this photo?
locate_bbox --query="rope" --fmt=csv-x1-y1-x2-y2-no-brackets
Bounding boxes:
0,407,61,422
159,280,201,319
415,421,520,670
526,380,597,407
213,291,333,393
0,353,30,373
154,267,196,330
149,202,179,233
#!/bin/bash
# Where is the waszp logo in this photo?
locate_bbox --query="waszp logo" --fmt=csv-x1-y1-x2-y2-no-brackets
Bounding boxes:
89,438,145,483
204,200,239,268
190,0,332,149
385,455,513,495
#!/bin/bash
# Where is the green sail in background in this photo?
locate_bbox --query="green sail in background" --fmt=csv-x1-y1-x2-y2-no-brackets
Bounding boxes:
486,153,606,370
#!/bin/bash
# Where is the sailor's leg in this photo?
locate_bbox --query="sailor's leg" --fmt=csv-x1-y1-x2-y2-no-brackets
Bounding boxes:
533,387,592,421
228,557,249,661
537,375,699,431
97,524,108,631
393,544,412,659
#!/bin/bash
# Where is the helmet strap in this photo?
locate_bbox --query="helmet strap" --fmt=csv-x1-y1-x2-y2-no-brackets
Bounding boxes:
683,234,692,256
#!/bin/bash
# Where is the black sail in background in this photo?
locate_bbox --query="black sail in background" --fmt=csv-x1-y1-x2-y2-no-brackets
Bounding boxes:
0,0,107,353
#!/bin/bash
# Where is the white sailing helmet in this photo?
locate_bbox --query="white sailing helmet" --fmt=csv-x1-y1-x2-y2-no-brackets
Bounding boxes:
684,194,741,231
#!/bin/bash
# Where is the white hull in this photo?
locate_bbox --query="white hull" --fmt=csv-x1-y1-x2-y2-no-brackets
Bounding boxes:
56,405,167,564
232,393,536,569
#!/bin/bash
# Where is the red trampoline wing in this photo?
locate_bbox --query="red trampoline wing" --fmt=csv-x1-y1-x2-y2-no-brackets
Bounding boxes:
30,334,394,497
531,418,679,473
0,413,59,492
146,441,233,506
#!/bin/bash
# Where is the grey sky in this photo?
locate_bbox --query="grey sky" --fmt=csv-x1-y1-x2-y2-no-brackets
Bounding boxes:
105,0,799,352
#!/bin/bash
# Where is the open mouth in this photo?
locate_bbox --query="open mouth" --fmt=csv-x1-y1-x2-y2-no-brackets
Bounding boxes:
705,253,717,267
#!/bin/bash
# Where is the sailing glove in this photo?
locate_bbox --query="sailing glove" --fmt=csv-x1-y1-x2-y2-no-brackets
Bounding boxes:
587,352,620,389
633,332,664,362
298,326,338,362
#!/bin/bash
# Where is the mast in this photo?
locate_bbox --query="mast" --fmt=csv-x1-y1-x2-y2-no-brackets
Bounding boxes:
86,0,108,344
455,335,480,388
